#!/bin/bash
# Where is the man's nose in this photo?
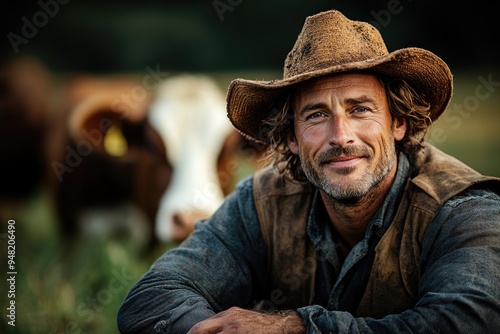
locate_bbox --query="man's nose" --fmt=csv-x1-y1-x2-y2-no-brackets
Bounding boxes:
328,115,355,147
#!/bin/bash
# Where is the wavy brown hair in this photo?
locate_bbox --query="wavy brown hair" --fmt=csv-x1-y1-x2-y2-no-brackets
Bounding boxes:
260,73,432,182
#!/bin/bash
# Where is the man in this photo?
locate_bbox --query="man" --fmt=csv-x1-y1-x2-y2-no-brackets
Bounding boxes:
117,9,500,333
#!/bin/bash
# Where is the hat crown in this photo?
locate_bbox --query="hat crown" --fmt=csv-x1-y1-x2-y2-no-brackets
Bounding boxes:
284,10,389,78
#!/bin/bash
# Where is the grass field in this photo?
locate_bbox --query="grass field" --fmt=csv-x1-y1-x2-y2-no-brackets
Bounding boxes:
1,68,499,334
426,68,500,177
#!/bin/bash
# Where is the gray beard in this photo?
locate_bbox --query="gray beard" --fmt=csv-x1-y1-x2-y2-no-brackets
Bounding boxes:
300,143,396,203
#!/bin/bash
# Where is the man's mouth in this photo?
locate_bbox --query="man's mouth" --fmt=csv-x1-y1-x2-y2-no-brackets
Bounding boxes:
325,155,363,168
317,146,371,170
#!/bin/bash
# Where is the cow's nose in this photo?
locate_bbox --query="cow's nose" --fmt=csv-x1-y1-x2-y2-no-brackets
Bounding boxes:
171,211,211,242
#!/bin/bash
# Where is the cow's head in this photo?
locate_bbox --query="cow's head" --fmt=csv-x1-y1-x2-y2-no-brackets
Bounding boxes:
148,74,253,243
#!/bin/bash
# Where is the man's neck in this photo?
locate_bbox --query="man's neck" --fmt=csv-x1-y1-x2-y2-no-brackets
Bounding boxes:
320,164,398,250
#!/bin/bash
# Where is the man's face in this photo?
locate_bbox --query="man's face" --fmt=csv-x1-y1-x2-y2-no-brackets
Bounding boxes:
287,73,406,202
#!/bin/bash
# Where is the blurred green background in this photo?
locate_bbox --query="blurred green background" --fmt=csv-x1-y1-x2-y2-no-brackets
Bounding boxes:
0,1,499,333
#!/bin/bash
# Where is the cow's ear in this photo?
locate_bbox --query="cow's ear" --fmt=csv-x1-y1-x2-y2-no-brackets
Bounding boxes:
286,133,299,155
68,96,123,155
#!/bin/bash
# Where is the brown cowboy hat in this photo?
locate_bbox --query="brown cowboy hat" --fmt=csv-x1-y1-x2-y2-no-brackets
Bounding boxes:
226,9,453,144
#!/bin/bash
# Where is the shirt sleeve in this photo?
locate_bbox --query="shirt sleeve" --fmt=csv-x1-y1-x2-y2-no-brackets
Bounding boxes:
116,176,268,334
296,188,500,333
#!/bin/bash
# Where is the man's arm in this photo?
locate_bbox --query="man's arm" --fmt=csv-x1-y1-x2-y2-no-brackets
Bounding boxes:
187,307,306,334
116,177,269,333
296,188,500,333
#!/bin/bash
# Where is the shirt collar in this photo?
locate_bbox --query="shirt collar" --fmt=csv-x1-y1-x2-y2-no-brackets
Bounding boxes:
368,152,410,238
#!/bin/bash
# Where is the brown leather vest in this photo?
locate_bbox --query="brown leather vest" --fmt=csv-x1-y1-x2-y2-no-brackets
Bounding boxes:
252,144,500,317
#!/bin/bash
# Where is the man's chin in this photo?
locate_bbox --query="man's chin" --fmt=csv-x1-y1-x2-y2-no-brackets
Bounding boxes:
320,174,372,204
322,165,359,180
331,166,357,176
323,184,366,204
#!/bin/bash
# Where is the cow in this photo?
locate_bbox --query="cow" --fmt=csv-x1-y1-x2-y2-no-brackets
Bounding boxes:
45,74,169,249
148,74,260,243
0,56,52,203
46,73,266,251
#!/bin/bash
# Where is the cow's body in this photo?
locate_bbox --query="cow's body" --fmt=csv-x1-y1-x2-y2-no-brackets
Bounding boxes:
46,75,171,248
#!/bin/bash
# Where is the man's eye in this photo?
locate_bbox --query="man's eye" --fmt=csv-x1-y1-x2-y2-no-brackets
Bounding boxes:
353,107,369,114
305,112,324,120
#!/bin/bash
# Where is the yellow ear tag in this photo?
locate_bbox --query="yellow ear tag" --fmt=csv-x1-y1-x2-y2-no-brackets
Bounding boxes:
103,124,128,157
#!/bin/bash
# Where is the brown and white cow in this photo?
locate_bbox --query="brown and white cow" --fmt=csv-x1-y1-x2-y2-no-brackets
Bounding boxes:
47,73,265,250
148,74,253,243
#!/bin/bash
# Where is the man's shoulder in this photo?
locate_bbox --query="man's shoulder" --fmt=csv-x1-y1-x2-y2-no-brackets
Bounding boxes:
443,186,500,209
410,143,500,204
413,144,485,178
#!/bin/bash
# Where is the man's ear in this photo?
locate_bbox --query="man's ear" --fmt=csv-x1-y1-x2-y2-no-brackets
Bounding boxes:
393,117,407,141
287,133,299,155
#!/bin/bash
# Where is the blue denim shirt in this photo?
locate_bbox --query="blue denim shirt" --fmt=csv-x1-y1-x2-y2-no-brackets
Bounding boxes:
117,155,500,333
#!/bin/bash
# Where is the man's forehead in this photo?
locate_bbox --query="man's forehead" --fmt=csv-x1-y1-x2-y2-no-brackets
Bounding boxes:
296,72,379,90
292,72,384,103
